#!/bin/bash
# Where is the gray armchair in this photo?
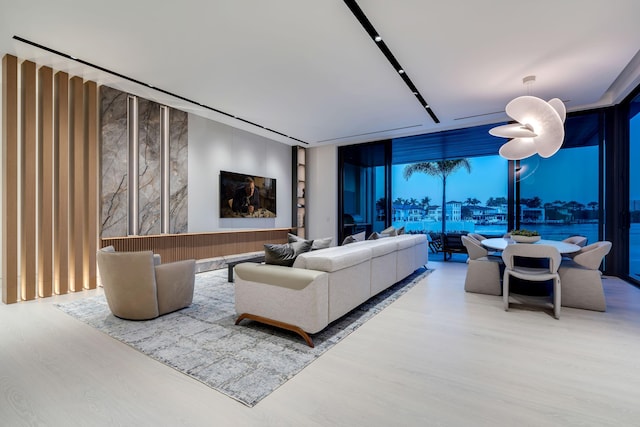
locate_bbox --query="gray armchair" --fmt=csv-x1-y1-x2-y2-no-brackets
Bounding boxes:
97,249,196,320
461,235,502,296
558,241,611,311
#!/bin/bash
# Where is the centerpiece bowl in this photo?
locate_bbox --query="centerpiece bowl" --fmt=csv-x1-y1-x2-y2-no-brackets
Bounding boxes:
511,235,541,243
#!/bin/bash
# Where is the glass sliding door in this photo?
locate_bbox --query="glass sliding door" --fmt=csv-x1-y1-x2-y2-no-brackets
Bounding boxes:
339,142,389,243
391,155,508,236
629,92,640,280
518,145,600,243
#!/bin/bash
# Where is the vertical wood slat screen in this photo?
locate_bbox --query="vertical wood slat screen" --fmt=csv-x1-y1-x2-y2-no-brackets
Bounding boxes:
55,71,70,296
39,66,54,298
85,81,98,289
2,54,19,304
21,60,37,301
1,54,99,303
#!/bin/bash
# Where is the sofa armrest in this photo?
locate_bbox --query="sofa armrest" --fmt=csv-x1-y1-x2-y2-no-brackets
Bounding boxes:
234,263,329,334
234,263,326,290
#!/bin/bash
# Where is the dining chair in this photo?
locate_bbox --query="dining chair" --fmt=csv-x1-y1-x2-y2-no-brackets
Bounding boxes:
558,241,612,311
467,233,487,242
461,235,502,295
562,235,588,247
502,244,562,319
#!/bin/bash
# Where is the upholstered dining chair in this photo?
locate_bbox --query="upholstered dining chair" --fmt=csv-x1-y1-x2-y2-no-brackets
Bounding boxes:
461,235,502,296
467,233,487,242
558,241,612,311
562,235,588,247
502,244,562,319
97,248,196,320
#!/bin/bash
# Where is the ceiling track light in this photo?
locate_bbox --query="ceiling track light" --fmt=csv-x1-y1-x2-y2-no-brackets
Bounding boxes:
343,0,440,124
11,35,308,145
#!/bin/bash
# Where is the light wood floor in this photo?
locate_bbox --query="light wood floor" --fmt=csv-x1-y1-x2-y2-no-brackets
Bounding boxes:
2,260,640,426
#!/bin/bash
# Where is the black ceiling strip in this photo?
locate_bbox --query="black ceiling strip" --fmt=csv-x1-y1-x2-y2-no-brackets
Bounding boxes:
342,0,440,124
12,35,308,145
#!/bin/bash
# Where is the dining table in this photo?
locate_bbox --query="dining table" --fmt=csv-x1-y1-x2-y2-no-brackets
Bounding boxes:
481,237,581,254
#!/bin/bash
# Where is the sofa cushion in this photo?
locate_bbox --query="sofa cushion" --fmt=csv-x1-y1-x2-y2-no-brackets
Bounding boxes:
264,240,313,267
396,234,417,250
293,245,371,272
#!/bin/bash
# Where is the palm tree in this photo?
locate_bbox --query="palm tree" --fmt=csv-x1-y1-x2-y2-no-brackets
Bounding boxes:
403,159,471,235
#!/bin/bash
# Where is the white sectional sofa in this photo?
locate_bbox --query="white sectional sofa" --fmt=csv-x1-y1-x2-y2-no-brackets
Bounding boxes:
234,233,428,347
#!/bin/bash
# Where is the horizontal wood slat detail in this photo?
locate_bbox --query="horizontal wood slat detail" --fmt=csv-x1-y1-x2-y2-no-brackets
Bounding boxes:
101,229,291,263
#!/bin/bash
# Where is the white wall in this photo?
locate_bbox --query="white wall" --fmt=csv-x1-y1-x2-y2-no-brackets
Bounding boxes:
188,114,292,231
0,58,3,292
307,144,338,244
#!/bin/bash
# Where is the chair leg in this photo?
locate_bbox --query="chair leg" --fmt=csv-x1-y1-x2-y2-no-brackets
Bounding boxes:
553,277,561,319
503,273,510,311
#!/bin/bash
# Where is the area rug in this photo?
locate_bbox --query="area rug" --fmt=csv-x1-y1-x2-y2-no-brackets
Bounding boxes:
56,267,432,407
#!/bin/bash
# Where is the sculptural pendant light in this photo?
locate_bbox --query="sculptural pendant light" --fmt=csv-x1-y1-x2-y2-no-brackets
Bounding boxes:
490,76,566,160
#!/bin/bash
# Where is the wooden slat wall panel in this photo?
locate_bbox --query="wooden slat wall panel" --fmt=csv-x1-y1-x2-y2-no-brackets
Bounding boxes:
21,60,37,301
2,54,19,304
1,56,101,303
55,71,70,295
38,66,54,297
85,81,98,289
70,76,85,291
101,229,290,263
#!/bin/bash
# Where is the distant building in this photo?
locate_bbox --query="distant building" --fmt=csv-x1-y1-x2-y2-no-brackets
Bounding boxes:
446,201,462,222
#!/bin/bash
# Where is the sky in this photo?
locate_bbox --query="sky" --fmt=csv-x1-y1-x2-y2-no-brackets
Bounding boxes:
392,147,599,207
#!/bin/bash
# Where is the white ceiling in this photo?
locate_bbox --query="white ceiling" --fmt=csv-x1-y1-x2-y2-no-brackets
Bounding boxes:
1,0,640,147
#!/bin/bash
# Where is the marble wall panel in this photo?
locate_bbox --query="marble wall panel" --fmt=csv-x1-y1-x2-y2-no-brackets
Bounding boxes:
100,86,128,237
99,86,189,237
170,109,188,233
137,98,161,235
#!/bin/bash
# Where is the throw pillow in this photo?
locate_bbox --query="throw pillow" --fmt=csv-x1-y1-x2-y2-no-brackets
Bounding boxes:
288,233,305,243
352,231,366,241
100,245,116,252
342,235,357,245
311,236,333,250
367,232,381,240
381,226,395,235
264,240,313,267
342,231,366,245
397,226,406,235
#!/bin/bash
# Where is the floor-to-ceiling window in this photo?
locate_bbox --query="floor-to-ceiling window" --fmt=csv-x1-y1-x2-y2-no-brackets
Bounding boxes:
391,155,508,236
629,92,640,280
339,142,389,243
518,145,600,243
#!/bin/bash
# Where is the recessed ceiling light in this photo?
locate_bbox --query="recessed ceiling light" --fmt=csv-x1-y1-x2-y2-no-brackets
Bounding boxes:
374,35,382,42
398,69,405,74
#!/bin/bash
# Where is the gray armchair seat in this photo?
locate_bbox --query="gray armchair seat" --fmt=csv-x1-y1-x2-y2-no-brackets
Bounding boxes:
558,241,611,311
461,235,502,296
97,249,196,320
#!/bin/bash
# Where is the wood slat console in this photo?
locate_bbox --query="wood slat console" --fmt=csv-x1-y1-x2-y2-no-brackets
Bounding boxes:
101,228,291,263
